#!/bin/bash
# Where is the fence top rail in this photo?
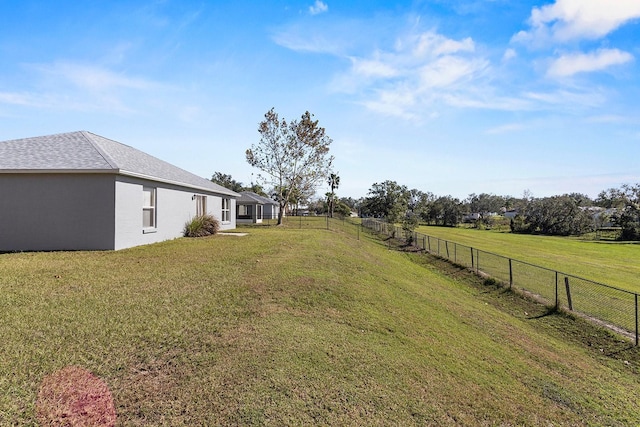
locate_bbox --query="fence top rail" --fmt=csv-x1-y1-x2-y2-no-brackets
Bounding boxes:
363,219,638,297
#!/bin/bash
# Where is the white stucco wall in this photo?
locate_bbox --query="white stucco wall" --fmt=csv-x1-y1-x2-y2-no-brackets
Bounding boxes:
113,176,236,250
0,173,236,252
0,174,116,251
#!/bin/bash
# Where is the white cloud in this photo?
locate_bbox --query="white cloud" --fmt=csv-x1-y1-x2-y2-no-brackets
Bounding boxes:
547,48,633,77
0,92,36,106
409,32,475,57
485,123,525,135
418,56,487,89
502,48,517,62
586,114,630,124
37,62,156,92
309,1,328,16
333,30,492,119
350,56,398,78
524,88,606,109
515,0,640,44
0,62,165,115
362,89,418,121
272,27,344,55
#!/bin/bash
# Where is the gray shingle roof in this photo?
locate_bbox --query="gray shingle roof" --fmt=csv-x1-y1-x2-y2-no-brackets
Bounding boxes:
0,131,239,197
238,191,278,205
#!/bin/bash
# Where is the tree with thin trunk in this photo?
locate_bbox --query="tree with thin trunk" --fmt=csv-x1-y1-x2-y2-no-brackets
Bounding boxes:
246,108,334,225
327,173,340,218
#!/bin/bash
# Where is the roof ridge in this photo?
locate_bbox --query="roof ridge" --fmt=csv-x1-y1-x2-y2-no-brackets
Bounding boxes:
80,131,120,170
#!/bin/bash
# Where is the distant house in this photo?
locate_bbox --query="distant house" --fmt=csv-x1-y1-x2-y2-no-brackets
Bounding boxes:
0,131,239,251
504,210,519,219
463,212,481,222
236,191,279,224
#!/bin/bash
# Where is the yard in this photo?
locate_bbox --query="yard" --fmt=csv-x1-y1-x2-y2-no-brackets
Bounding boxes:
1,223,639,425
417,224,640,293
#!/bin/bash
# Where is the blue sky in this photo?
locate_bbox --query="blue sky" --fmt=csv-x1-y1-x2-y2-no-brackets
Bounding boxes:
1,0,639,200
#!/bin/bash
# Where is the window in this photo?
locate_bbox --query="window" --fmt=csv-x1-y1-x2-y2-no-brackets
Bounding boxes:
237,204,251,219
257,204,263,220
221,198,230,222
195,195,207,217
143,187,156,228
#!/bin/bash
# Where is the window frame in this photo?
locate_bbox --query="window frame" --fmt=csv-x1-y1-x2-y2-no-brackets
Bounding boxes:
142,186,157,231
237,204,251,219
195,195,207,217
221,198,230,223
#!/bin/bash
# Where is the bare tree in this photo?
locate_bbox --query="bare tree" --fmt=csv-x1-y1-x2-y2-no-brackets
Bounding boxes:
246,108,334,225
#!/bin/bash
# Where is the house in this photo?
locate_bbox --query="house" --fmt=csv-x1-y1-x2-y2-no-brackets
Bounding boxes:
504,209,519,219
0,131,239,251
236,191,280,224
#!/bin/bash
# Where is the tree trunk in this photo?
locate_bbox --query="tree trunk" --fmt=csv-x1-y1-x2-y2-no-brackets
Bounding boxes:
277,202,285,225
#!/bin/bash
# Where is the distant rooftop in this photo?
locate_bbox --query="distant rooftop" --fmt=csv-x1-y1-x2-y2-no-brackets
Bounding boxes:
0,131,239,196
238,191,278,205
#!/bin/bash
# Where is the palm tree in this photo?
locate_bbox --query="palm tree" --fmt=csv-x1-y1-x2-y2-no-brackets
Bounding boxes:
328,173,340,218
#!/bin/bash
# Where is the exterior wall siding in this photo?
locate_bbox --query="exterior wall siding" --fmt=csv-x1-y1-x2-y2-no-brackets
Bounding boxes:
114,176,236,250
0,174,116,251
263,204,279,220
0,173,236,252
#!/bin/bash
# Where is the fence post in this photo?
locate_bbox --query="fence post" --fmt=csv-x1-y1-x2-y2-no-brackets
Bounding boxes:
454,243,457,263
476,250,479,274
636,294,638,347
428,236,431,252
423,236,426,252
445,241,450,259
509,259,513,289
555,271,559,309
471,248,474,270
564,277,573,311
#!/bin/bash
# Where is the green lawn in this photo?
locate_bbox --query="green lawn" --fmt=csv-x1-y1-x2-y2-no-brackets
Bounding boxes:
416,225,640,293
1,224,639,425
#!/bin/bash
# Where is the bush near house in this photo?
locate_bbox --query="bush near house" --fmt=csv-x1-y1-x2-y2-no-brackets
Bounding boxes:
184,214,220,237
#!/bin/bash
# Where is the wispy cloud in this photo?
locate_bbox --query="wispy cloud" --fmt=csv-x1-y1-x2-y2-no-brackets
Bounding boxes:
502,48,517,62
35,62,157,92
0,92,38,106
547,48,633,77
272,24,347,55
0,62,164,115
514,0,640,45
485,123,525,135
586,114,632,124
309,1,328,16
523,88,606,109
331,30,494,119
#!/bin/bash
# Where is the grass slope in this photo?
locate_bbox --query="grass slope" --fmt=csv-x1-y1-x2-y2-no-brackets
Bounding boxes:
1,226,639,425
417,225,640,292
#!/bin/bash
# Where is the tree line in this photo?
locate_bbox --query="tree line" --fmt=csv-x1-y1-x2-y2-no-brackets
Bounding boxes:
357,180,640,241
214,107,640,240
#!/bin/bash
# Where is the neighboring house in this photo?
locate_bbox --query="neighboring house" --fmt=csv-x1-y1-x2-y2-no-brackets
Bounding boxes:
236,191,279,224
504,210,519,219
463,212,481,222
0,131,239,251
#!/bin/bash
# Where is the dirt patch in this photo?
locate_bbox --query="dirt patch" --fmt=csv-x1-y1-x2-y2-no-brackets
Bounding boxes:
36,365,116,426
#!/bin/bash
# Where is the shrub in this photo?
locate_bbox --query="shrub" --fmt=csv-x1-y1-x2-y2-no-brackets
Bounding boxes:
402,212,419,245
184,215,220,238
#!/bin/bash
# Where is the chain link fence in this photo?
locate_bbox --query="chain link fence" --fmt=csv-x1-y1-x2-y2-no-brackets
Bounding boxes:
362,218,639,345
251,215,364,240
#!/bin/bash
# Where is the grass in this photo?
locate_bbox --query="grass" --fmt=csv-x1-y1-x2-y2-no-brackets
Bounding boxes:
416,224,640,293
1,222,640,425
